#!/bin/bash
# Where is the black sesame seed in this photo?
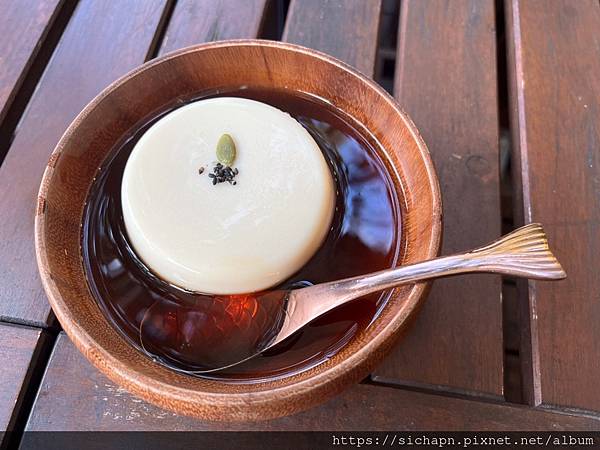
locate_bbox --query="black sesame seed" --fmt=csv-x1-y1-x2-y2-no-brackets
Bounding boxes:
207,162,239,187
198,167,204,174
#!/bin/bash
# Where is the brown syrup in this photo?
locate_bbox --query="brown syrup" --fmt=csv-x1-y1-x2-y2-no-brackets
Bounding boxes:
82,88,401,381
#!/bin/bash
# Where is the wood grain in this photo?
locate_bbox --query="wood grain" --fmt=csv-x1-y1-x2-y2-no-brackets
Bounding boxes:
0,0,170,327
283,0,382,77
0,324,43,446
0,0,64,125
505,0,600,410
373,0,504,397
36,39,440,420
159,0,269,55
25,333,600,431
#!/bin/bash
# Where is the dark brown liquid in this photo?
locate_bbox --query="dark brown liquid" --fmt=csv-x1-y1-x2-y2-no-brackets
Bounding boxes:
82,88,401,381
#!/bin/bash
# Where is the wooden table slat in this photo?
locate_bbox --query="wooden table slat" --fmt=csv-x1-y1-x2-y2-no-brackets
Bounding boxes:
25,333,600,431
505,0,600,410
283,0,382,78
0,0,64,125
0,324,43,446
0,0,171,327
159,0,269,55
4,0,599,432
373,0,504,397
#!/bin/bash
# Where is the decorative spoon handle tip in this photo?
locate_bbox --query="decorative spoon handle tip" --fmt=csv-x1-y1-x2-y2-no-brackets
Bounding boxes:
473,223,566,280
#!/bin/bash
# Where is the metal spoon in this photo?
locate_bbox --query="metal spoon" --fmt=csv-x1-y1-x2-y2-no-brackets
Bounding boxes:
141,223,565,374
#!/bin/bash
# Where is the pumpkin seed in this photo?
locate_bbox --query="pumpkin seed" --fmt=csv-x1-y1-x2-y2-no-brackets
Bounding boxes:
216,134,236,166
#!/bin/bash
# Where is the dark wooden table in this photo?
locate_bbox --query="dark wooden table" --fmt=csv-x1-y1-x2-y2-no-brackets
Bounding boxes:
1,0,599,444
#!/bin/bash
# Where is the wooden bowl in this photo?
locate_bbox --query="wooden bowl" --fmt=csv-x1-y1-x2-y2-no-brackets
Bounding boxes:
35,40,442,421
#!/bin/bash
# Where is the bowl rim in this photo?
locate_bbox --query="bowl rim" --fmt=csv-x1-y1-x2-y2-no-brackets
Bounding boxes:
35,39,442,419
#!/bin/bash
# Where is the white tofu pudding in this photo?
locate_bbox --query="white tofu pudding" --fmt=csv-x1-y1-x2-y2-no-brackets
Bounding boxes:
121,97,335,294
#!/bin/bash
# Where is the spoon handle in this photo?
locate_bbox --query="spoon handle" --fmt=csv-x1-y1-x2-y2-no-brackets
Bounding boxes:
293,223,565,317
